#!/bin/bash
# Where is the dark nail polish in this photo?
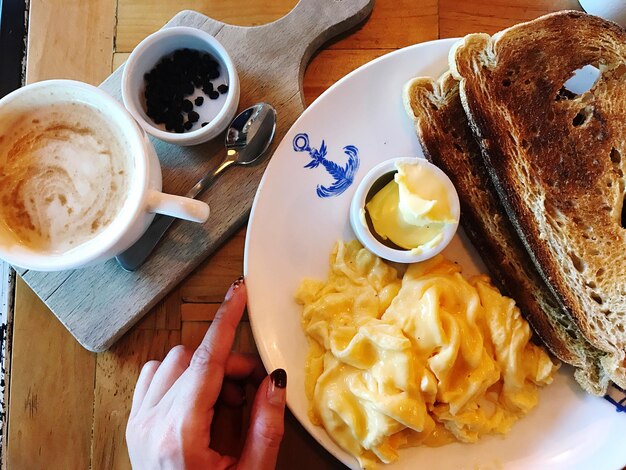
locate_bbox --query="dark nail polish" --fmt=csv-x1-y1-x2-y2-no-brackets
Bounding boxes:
225,276,244,300
270,368,287,389
233,275,244,288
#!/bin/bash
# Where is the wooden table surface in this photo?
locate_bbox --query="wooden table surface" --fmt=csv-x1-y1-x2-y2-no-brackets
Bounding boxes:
5,0,582,468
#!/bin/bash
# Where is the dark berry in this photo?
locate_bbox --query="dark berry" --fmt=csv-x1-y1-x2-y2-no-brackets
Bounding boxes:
208,67,220,79
209,90,219,100
173,49,185,62
187,111,199,123
201,122,209,127
174,124,184,133
217,84,229,94
184,120,193,131
182,99,193,112
142,48,222,129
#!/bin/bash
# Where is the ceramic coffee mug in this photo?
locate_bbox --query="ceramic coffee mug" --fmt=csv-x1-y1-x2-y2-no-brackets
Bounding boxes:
0,80,210,271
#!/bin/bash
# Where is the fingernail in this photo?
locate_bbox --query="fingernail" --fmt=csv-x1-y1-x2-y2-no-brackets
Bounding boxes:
225,276,245,300
267,369,287,406
270,368,287,388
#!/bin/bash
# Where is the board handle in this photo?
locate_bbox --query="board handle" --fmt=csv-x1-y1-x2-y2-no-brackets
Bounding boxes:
276,0,374,55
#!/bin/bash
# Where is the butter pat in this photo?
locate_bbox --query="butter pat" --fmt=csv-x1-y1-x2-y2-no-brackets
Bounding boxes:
395,162,455,225
366,161,457,252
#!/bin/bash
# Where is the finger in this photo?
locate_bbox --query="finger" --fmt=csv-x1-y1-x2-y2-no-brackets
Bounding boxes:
220,353,267,408
141,345,192,409
176,277,247,412
217,455,237,470
225,353,266,385
239,369,287,470
130,360,161,418
219,379,246,407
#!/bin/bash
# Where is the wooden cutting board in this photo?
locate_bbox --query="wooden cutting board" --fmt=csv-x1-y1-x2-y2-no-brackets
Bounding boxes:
15,0,374,352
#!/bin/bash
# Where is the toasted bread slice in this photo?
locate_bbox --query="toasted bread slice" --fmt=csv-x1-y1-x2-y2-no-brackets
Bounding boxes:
403,72,609,394
449,11,626,388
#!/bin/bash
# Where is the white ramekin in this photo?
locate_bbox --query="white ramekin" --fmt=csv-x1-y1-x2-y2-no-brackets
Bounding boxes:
121,26,240,146
0,80,210,271
349,157,460,263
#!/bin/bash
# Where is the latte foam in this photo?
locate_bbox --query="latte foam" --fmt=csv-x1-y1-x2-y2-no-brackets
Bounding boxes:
0,102,131,253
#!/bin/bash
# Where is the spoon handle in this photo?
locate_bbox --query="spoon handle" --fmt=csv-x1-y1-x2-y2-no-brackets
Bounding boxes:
115,214,176,271
186,158,235,198
115,159,235,272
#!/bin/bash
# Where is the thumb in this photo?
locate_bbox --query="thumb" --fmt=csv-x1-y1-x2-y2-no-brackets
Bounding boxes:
238,369,287,470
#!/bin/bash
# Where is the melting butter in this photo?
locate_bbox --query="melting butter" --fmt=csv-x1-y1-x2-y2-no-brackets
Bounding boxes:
365,161,456,252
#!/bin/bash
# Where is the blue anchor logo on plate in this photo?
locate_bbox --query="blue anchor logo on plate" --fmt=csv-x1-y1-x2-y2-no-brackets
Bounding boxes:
293,133,360,198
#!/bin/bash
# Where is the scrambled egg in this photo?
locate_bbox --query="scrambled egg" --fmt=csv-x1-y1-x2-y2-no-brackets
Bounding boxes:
295,240,558,469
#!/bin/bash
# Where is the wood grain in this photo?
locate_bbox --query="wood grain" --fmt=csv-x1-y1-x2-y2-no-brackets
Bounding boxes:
116,0,299,51
181,302,220,321
116,0,439,52
439,0,582,37
26,0,117,84
181,227,245,302
326,0,438,50
7,279,96,469
303,49,395,104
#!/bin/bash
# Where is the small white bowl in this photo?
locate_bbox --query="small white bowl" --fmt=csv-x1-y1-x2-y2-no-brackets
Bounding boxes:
349,157,460,263
122,26,240,146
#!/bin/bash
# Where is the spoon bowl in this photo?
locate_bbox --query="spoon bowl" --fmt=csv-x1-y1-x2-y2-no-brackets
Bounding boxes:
227,103,277,156
186,103,276,199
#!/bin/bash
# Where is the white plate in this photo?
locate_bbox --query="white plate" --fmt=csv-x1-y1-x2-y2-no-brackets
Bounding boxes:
244,38,626,470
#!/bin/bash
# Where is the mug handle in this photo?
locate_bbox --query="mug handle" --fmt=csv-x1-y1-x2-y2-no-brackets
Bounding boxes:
147,190,210,223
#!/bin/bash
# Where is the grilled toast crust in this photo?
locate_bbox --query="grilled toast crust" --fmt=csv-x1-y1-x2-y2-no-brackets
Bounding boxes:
449,11,626,387
403,73,609,394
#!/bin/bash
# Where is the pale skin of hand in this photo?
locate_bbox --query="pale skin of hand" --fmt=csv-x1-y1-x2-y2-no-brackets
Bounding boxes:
126,278,287,470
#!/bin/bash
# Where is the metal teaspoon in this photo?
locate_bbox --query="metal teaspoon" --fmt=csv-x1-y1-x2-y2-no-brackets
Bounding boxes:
115,102,277,271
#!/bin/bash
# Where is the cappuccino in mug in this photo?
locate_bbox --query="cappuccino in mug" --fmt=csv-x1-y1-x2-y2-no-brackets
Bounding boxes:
0,102,131,253
0,80,209,271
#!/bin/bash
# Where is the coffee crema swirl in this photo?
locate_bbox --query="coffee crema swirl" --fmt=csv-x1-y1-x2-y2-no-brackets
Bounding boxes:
0,103,131,253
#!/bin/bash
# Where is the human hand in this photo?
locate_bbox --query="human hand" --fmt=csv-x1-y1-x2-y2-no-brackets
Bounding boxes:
126,277,287,469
